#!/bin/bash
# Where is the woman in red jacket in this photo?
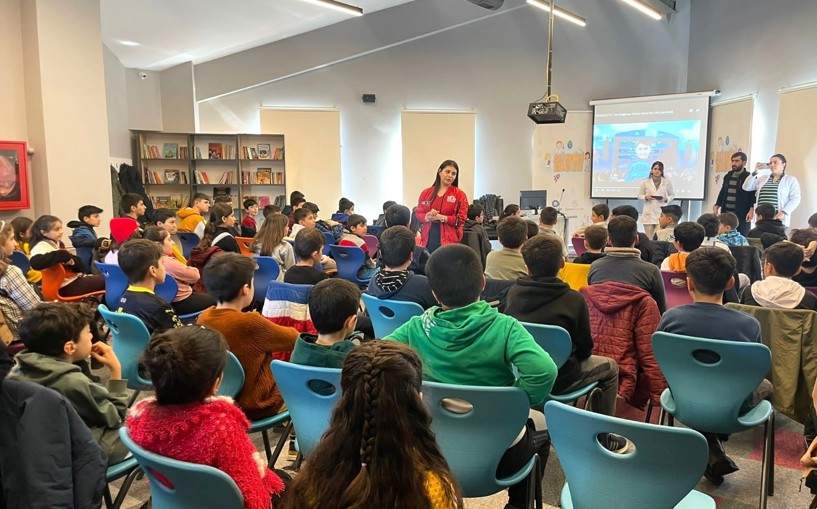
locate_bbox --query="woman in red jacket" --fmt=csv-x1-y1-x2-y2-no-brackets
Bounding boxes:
415,160,469,252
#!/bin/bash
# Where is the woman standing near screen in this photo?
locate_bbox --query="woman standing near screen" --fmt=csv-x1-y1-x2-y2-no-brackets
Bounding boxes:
637,161,674,239
742,153,801,230
415,160,469,253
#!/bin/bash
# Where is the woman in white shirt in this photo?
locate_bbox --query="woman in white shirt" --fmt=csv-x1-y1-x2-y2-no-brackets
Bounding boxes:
637,161,675,239
742,153,801,229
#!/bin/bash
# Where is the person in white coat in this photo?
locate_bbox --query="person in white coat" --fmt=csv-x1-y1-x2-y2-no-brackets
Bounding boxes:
742,153,801,229
637,161,675,239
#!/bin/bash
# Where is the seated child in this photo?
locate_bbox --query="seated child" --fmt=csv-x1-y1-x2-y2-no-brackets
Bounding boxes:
282,191,304,216
105,217,141,265
525,220,539,240
335,197,355,222
152,209,186,263
660,221,706,271
177,193,211,238
573,203,609,237
377,204,429,275
11,216,41,283
461,203,492,270
67,205,103,250
367,226,436,309
538,207,568,257
375,200,397,226
505,235,619,417
655,204,683,242
288,207,316,240
253,213,295,277
291,278,363,368
339,214,378,279
742,241,817,311
573,225,607,264
117,238,183,333
119,193,147,228
198,253,297,420
201,203,241,254
281,341,463,509
716,212,749,246
791,228,817,287
286,197,306,229
241,199,260,237
696,213,730,251
126,326,288,508
484,216,529,281
11,302,129,465
810,212,817,229
748,203,787,247
263,204,282,218
386,244,556,509
283,228,330,285
658,248,772,484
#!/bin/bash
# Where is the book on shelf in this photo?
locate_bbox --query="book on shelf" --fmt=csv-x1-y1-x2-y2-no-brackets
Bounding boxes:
150,193,188,209
162,143,178,159
164,169,180,184
218,171,234,184
208,143,224,160
257,144,270,159
213,186,231,199
194,170,211,184
256,168,272,184
179,146,188,159
195,146,202,159
272,147,284,160
273,171,284,185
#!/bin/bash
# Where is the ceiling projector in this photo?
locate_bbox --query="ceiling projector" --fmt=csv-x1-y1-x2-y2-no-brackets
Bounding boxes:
466,0,504,10
527,101,567,124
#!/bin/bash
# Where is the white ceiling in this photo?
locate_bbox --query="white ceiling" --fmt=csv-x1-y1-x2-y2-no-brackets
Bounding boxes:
101,0,415,71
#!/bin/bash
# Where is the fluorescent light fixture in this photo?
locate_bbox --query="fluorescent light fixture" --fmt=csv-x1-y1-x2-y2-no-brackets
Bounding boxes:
527,0,586,27
620,0,662,20
118,40,140,46
300,0,363,16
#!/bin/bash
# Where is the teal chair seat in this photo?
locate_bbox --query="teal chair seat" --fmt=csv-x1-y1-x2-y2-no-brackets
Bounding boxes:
98,304,152,406
361,293,424,338
560,483,715,509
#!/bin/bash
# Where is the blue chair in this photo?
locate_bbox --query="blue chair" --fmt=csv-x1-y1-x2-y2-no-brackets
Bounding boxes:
98,304,152,406
95,261,129,309
219,352,290,467
9,250,30,275
154,276,205,323
520,322,599,406
545,400,715,509
361,293,423,337
322,232,334,256
422,381,542,507
652,332,775,508
329,245,372,286
75,246,94,274
103,457,141,509
119,427,245,509
178,232,200,260
253,256,281,305
271,360,342,459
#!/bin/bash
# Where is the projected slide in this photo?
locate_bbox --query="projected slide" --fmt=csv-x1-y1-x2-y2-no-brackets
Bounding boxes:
591,95,710,200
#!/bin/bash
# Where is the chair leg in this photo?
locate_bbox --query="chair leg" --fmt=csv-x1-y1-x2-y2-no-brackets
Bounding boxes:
535,454,543,509
267,420,294,469
645,401,653,423
760,413,774,509
668,414,674,427
103,486,114,509
293,451,304,471
768,413,775,497
657,408,665,426
111,467,142,509
261,430,272,463
127,390,141,408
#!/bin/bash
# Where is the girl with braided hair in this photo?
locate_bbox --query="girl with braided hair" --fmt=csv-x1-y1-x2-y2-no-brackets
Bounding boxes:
282,341,463,509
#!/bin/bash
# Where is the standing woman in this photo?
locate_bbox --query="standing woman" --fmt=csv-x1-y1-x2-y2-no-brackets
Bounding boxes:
415,160,469,253
637,161,674,240
743,154,801,231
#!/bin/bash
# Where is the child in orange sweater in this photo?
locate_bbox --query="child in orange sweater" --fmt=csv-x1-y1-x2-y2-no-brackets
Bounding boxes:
660,222,706,272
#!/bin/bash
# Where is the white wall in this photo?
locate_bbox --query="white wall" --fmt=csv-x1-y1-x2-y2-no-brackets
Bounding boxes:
104,45,131,159
126,68,163,132
160,62,196,133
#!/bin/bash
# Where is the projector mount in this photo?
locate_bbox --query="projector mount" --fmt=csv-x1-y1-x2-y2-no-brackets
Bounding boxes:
528,0,567,124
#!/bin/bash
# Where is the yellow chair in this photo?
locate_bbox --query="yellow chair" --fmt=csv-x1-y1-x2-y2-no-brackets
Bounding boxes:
558,262,590,291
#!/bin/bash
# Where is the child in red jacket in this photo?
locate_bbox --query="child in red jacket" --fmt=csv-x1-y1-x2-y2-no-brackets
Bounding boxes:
126,326,287,509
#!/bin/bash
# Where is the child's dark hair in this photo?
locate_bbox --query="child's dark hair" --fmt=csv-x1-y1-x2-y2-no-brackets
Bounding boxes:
499,204,520,222
385,204,411,227
293,208,312,224
120,193,143,216
379,226,415,267
292,197,306,208
78,205,103,222
696,213,719,238
347,214,367,229
521,235,563,277
213,195,232,205
143,225,169,244
140,326,228,405
592,203,610,220
426,245,482,307
19,303,95,356
338,198,355,214
303,202,319,215
263,204,281,218
467,203,484,221
809,212,817,229
382,200,397,213
584,225,608,251
281,341,463,509
718,212,739,230
153,209,175,225
607,215,638,247
11,216,33,244
497,216,528,249
660,205,683,223
190,192,210,207
119,239,163,283
755,203,776,221
611,205,639,220
30,215,61,247
209,202,234,227
293,228,325,260
765,241,804,277
685,247,736,296
243,198,258,209
290,191,305,207
309,279,361,335
203,253,255,302
526,220,539,240
539,207,558,226
673,221,706,252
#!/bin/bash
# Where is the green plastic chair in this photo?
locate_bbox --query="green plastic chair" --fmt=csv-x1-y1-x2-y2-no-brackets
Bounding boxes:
361,293,424,338
545,401,715,509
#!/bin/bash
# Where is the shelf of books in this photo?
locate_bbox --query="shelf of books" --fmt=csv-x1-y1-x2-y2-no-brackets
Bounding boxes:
135,131,192,211
238,134,286,212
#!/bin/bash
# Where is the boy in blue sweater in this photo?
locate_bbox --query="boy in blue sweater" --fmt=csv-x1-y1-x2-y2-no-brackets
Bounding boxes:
67,205,103,248
366,226,436,309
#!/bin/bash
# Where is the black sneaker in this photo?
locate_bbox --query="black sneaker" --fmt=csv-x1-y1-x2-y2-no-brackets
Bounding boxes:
599,433,630,453
703,466,725,486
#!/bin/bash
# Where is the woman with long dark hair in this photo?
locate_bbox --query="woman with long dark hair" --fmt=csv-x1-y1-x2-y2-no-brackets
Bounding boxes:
415,160,469,252
636,161,674,239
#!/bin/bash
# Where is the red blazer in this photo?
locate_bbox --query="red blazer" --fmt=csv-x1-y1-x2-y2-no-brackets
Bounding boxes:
415,185,469,248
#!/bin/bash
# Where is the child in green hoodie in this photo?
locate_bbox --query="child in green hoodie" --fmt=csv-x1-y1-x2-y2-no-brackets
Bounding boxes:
386,244,557,509
10,302,129,465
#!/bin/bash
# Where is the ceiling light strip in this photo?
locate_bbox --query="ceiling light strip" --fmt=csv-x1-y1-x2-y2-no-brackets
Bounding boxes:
300,0,363,17
619,0,662,20
526,0,586,27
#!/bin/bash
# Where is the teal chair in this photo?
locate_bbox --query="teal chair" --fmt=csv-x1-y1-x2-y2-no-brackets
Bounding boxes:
95,261,129,309
178,232,200,261
154,276,206,323
219,352,290,467
422,381,542,508
98,304,152,407
252,256,281,305
103,457,141,509
520,322,599,406
361,293,424,338
119,427,244,509
652,332,775,508
329,245,372,286
545,400,715,509
270,360,342,460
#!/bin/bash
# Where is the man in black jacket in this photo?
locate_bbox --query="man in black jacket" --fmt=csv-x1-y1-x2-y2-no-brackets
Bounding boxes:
714,152,755,236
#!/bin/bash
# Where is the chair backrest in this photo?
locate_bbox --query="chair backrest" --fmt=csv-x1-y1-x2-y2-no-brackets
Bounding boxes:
660,270,693,309
807,287,817,297
545,400,709,509
177,232,200,261
119,428,244,509
95,261,129,308
728,245,763,284
329,245,368,284
361,294,424,338
75,246,94,274
520,322,571,369
9,250,30,275
362,234,379,258
322,232,334,256
422,381,531,497
571,237,587,257
557,262,591,291
652,331,771,433
39,265,67,302
97,304,153,391
234,236,254,256
218,352,246,399
154,275,178,303
252,256,281,304
271,360,342,458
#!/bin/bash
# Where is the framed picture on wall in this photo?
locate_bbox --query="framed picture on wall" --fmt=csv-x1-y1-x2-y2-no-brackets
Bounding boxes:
0,141,30,210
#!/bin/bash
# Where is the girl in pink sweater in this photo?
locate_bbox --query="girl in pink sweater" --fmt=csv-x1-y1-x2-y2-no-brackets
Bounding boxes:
126,326,287,509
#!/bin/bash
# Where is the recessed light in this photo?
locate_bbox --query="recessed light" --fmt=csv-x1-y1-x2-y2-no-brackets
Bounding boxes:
119,40,140,47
